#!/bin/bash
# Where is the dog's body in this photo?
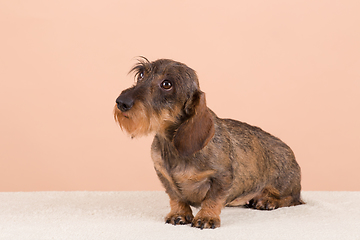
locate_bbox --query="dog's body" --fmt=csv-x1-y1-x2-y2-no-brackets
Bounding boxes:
114,58,303,229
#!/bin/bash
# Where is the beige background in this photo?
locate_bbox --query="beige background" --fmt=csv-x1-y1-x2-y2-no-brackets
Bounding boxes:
1,0,359,191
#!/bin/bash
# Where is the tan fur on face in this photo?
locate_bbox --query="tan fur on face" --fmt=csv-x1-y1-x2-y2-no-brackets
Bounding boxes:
113,103,179,138
113,102,155,138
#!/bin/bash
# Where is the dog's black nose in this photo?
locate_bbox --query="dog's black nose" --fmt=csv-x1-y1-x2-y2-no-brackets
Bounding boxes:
116,95,134,112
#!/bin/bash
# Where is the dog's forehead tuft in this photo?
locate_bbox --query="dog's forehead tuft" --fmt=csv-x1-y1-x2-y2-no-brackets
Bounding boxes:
129,57,152,77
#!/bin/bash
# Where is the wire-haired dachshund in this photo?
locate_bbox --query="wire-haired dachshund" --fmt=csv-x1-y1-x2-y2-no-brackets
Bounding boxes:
114,57,304,229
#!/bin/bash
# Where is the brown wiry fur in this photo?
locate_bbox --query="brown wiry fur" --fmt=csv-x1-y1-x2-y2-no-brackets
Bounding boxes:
114,57,304,229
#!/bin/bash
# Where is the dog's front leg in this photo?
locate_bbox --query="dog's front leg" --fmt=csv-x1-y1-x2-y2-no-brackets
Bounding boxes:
165,198,194,225
192,197,223,229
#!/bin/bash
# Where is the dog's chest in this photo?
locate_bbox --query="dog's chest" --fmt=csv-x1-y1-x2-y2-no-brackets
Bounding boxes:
170,167,215,204
151,138,214,205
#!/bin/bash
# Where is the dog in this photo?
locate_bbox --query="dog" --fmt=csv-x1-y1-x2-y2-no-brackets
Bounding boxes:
114,57,304,229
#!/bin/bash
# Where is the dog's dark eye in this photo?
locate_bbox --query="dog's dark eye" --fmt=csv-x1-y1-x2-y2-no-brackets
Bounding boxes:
161,80,172,90
138,72,144,80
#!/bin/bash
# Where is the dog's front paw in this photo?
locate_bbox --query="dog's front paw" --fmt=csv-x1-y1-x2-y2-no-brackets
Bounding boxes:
191,210,220,229
165,212,194,226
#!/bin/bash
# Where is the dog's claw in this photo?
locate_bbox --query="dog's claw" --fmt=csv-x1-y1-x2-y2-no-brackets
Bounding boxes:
165,212,193,226
192,214,220,229
174,217,185,225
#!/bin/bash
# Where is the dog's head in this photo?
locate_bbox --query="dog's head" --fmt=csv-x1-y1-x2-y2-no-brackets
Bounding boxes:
114,57,215,156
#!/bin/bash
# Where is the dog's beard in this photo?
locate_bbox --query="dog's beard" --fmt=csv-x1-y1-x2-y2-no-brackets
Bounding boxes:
114,103,181,139
113,102,156,138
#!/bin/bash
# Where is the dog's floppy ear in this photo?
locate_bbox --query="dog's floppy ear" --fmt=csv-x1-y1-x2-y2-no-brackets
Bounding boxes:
173,91,215,157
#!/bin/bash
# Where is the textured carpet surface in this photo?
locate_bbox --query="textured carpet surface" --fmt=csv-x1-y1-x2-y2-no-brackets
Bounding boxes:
0,191,359,240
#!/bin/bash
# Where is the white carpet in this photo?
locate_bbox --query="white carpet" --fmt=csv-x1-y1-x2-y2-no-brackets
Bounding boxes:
0,191,359,240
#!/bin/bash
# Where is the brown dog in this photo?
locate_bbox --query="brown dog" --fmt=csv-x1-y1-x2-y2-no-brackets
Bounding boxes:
114,57,303,229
